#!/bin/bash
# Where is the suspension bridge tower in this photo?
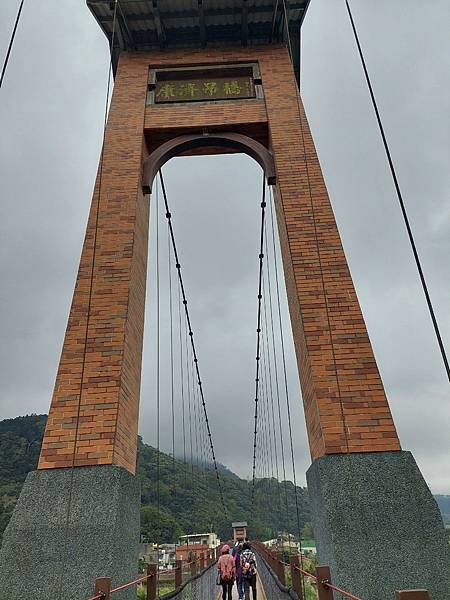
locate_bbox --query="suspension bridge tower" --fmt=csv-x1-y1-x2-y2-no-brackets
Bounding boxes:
1,1,449,599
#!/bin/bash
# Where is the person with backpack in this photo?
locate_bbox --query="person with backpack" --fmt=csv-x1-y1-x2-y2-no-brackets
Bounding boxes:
217,544,236,600
241,542,257,600
234,543,244,600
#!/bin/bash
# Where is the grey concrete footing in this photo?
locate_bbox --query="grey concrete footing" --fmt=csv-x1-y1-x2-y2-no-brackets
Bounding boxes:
0,465,140,600
306,451,450,600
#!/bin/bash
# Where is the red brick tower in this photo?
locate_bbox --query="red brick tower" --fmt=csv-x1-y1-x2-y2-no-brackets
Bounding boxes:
0,2,448,599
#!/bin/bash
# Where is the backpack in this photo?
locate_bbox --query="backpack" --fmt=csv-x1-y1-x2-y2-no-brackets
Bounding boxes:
241,551,256,579
221,555,235,582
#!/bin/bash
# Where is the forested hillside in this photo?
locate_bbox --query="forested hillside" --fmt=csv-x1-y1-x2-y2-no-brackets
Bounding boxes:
0,414,47,539
0,414,310,542
435,495,450,526
2,414,447,546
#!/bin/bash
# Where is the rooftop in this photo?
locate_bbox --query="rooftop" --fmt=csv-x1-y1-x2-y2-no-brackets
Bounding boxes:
180,532,217,538
87,0,311,80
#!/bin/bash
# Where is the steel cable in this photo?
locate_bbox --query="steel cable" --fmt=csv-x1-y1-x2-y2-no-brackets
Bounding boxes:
0,0,25,89
268,187,306,596
184,301,195,480
168,225,176,470
158,169,228,519
155,174,161,589
263,220,290,538
251,175,267,505
177,277,188,485
261,280,284,535
345,0,449,383
56,4,119,598
259,333,272,481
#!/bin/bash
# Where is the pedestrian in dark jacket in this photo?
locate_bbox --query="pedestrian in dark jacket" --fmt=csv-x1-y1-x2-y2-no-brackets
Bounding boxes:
241,542,257,600
234,544,244,599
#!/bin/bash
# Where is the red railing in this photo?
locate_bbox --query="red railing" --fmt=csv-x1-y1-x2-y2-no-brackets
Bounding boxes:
87,545,222,600
87,540,431,600
252,540,431,600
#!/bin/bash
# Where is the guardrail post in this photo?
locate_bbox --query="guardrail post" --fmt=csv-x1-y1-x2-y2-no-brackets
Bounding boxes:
94,577,111,600
276,552,286,586
396,591,431,599
147,563,157,600
316,566,333,600
175,559,182,589
290,555,303,599
267,551,273,572
190,556,197,577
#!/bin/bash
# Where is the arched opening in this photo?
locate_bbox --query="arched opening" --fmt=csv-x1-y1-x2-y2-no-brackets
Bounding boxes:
142,132,277,194
139,152,309,545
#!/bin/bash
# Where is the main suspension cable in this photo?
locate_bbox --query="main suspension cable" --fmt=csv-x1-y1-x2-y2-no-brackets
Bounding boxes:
0,0,25,89
251,175,267,505
155,178,161,570
158,170,228,519
345,0,449,383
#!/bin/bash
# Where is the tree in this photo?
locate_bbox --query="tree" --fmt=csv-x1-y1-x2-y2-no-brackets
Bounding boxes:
301,522,314,540
140,506,183,543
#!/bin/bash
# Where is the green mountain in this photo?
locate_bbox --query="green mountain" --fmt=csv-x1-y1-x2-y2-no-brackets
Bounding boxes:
0,414,311,543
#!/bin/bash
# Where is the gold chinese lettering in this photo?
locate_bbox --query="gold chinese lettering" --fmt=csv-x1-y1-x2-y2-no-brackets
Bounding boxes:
178,82,198,98
223,80,241,95
203,81,218,96
156,83,176,99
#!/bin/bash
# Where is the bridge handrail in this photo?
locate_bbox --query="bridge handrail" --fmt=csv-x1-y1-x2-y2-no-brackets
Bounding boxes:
254,539,364,600
257,539,430,600
87,544,222,600
279,559,362,599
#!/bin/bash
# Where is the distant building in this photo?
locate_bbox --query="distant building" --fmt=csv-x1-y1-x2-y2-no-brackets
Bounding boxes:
139,543,176,567
232,521,248,543
262,537,317,556
176,532,220,562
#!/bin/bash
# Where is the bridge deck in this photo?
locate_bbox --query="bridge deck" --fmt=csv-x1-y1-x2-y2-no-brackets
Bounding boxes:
216,575,267,600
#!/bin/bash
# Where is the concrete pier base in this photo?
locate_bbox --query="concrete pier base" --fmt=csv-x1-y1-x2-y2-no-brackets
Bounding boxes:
306,451,450,600
0,465,140,600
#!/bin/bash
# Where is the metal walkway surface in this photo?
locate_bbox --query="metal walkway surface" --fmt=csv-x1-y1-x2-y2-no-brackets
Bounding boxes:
216,575,267,600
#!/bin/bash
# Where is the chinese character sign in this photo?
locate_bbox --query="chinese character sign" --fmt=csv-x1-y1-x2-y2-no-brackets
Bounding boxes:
155,76,255,103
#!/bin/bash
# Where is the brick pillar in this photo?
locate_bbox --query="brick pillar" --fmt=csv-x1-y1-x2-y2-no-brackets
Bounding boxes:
259,49,401,459
38,54,149,474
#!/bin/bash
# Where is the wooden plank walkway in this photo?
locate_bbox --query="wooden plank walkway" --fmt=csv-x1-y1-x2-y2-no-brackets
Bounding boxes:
216,575,266,600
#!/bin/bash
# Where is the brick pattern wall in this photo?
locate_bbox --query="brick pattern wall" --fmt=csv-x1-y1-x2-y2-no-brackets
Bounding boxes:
38,55,150,474
39,44,400,475
258,48,400,458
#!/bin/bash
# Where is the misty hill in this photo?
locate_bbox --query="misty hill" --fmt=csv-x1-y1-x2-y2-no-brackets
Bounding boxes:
0,414,310,542
435,496,450,526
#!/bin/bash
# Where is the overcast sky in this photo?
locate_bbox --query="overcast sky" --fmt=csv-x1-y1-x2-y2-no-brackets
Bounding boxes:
0,0,448,493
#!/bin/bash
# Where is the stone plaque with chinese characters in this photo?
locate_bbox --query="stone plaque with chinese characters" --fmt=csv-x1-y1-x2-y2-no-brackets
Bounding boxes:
154,74,256,103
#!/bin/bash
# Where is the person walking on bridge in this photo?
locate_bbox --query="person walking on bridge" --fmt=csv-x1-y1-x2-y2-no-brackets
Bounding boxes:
241,542,257,600
217,544,236,600
234,543,244,600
